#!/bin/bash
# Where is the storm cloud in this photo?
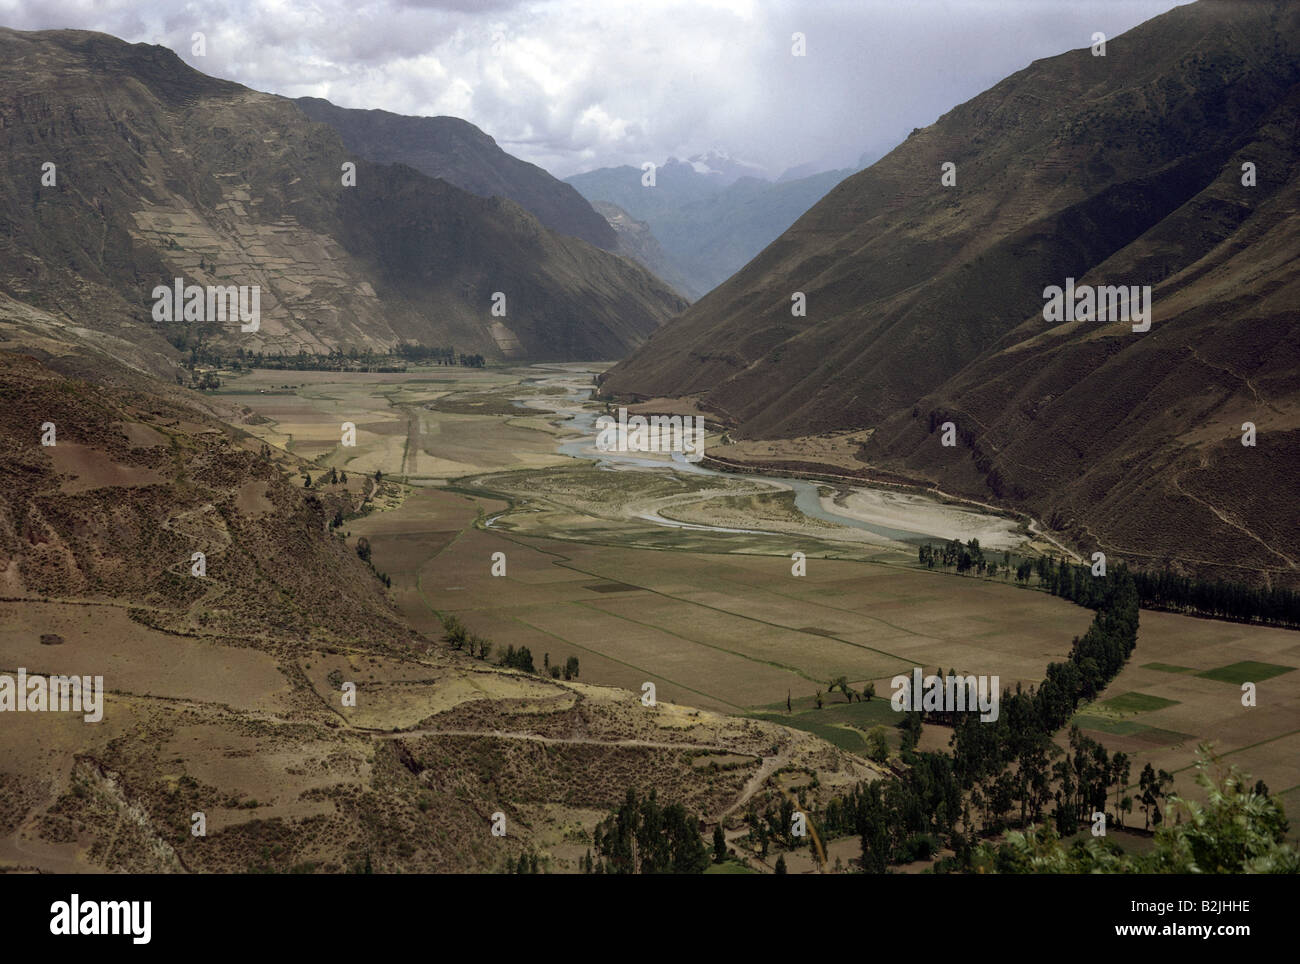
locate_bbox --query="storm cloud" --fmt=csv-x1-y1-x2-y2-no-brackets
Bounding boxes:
1,0,1192,177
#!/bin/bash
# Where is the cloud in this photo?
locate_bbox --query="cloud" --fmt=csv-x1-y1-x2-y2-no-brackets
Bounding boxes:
0,0,1193,177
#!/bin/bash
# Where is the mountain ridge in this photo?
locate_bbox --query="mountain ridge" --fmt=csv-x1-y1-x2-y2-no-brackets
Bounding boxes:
0,27,684,372
294,96,618,251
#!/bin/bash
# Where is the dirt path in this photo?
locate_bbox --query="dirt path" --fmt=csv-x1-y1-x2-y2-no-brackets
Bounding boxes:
1172,473,1296,570
720,744,793,819
379,727,756,756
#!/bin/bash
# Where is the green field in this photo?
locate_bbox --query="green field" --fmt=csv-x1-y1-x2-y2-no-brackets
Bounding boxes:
1196,661,1296,685
1097,692,1181,714
1142,662,1196,674
704,859,757,874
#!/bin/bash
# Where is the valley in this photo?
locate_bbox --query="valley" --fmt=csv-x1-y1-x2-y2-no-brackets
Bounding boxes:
1,1,1296,887
227,363,1300,842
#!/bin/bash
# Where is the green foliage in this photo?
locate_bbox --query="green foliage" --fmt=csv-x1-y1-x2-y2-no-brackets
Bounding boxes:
441,614,468,650
975,746,1297,873
589,788,709,874
712,824,727,864
497,644,536,674
866,726,890,763
1134,568,1300,628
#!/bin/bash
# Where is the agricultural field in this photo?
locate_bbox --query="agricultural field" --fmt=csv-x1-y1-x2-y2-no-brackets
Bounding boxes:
234,364,1300,856
1073,611,1300,815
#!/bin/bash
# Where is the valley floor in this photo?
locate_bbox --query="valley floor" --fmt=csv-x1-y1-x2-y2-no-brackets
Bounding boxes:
234,364,1300,845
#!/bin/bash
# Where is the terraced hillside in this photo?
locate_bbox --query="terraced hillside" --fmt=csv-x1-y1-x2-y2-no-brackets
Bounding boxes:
0,28,685,373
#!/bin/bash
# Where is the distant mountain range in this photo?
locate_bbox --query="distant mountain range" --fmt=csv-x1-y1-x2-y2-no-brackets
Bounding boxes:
602,0,1300,586
0,28,684,374
567,157,854,298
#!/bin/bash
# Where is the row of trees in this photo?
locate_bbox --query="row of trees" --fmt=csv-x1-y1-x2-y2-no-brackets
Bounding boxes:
351,536,391,588
923,539,1299,629
163,335,490,373
441,615,494,661
543,653,581,681
804,566,1145,870
1133,567,1300,628
393,344,485,367
918,538,1001,576
439,616,580,679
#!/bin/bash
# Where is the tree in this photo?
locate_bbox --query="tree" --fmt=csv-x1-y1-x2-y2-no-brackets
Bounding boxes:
564,655,580,680
592,788,709,874
866,726,890,763
1139,763,1173,829
441,615,467,650
862,681,875,702
974,747,1298,873
1111,752,1131,827
712,825,727,864
774,854,787,875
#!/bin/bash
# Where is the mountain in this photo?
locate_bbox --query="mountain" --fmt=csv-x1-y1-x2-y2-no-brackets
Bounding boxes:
567,157,852,296
0,28,684,371
601,0,1300,586
294,96,617,251
776,162,822,184
591,200,698,300
684,149,769,184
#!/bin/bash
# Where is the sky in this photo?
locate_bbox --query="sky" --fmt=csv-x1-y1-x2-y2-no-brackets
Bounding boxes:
1,0,1193,179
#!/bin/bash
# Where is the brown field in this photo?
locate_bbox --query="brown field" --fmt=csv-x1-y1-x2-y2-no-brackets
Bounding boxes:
1075,610,1300,806
0,602,289,714
351,485,1096,715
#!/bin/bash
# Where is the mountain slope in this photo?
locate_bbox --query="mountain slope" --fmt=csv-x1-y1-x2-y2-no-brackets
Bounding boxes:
592,200,698,300
602,0,1300,584
567,158,851,296
0,29,683,370
295,96,617,251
